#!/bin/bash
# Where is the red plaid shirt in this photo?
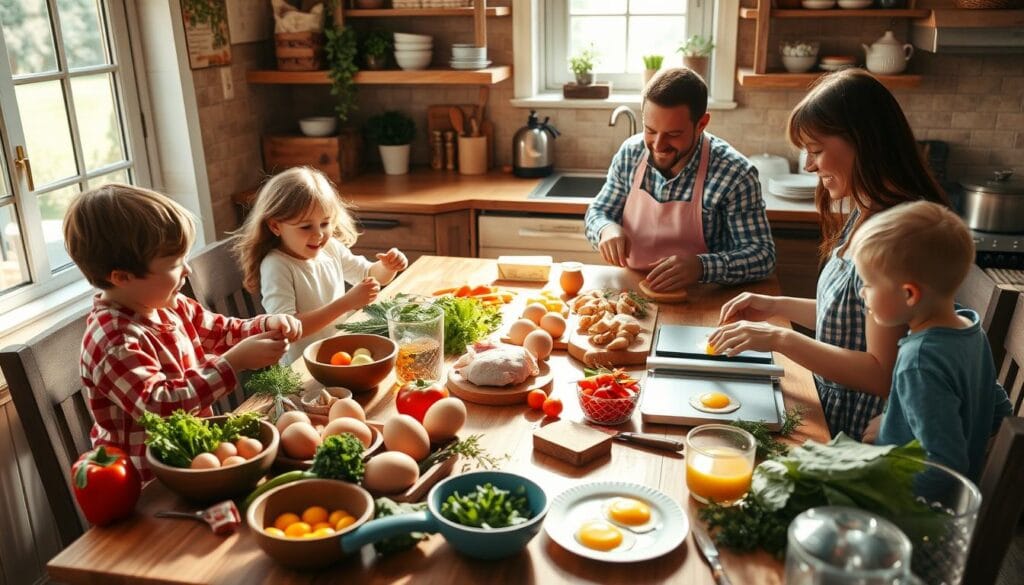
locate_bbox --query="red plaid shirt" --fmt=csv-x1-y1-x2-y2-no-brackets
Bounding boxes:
81,294,267,479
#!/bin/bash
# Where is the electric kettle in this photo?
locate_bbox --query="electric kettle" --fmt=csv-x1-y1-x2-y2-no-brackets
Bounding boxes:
513,110,560,178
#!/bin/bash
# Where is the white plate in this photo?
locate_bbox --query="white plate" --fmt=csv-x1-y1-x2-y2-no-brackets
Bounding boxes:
449,60,492,70
545,481,688,563
837,0,872,7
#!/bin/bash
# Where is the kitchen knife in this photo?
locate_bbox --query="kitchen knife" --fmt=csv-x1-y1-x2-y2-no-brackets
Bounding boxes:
692,523,733,585
613,432,685,452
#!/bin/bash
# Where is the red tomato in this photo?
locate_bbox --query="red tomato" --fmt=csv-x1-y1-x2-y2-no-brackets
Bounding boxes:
542,397,563,418
330,351,352,366
396,379,449,422
71,446,141,526
526,389,547,410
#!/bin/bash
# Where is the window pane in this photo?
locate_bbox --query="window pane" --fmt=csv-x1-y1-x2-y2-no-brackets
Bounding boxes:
0,204,30,293
72,74,125,171
58,0,108,69
0,0,58,76
16,81,78,187
571,17,626,73
37,184,79,273
629,0,686,15
627,16,687,73
88,168,129,188
570,0,626,15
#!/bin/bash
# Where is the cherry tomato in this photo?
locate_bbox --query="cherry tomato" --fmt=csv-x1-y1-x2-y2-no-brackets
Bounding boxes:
330,351,352,366
542,397,563,418
526,389,547,410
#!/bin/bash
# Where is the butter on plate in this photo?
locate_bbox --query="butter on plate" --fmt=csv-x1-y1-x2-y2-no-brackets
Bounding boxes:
497,256,553,282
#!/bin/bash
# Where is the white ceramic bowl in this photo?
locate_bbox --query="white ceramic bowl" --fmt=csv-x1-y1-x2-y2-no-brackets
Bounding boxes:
801,0,836,7
298,116,338,137
394,32,432,43
394,41,432,51
395,50,432,71
781,55,818,73
837,0,872,7
451,44,486,60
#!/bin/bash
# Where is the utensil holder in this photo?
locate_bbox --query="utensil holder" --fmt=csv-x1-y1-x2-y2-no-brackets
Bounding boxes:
457,135,487,175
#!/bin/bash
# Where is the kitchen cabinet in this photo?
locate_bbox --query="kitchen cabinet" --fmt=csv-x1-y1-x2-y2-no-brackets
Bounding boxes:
771,220,822,300
737,1,926,90
351,209,474,263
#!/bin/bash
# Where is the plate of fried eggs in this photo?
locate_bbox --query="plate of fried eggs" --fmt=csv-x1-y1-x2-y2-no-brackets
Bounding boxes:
544,482,687,562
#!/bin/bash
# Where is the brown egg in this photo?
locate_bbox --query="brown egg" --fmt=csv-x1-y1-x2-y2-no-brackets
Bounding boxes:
220,455,247,467
190,452,221,469
329,398,366,422
363,451,420,494
539,312,567,338
213,441,238,462
508,318,538,345
422,397,467,442
275,410,311,434
322,417,373,448
235,437,264,459
522,303,548,326
383,414,431,461
281,422,321,460
523,329,553,361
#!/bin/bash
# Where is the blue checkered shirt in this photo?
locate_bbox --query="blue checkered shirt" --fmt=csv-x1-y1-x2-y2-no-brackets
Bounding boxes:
584,132,776,284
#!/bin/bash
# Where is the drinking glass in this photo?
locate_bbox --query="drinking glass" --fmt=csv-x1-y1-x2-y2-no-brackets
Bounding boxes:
386,301,445,384
786,506,914,585
684,424,756,505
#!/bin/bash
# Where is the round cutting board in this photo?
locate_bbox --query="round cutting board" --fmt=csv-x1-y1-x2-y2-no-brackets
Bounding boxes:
446,361,553,405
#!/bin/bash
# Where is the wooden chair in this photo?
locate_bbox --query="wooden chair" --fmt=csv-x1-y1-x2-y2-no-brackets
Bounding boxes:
0,310,92,548
957,264,1018,367
963,417,1024,585
183,237,264,413
997,294,1024,417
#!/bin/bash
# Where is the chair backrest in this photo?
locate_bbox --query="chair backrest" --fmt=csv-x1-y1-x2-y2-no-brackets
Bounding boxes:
963,417,1024,585
997,294,1024,416
0,309,92,547
957,264,1018,367
183,237,263,413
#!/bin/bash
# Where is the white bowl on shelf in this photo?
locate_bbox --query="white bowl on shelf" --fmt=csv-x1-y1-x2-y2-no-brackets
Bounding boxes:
837,0,873,7
781,55,818,73
394,32,432,43
449,60,491,70
451,44,486,60
395,50,432,70
394,41,432,51
801,0,836,8
298,116,337,137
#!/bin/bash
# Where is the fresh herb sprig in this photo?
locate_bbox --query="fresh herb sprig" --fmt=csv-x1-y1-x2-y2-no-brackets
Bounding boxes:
731,406,805,459
417,434,508,474
440,483,532,529
336,293,414,336
244,365,303,422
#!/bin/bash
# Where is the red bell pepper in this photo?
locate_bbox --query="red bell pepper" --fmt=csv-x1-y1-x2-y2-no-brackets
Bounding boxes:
71,446,142,526
396,378,449,423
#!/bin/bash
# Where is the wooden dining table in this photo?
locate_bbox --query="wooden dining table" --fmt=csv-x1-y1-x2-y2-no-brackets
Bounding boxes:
48,256,830,585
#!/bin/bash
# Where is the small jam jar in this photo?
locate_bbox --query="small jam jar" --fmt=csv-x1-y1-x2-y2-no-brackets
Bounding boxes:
559,262,584,297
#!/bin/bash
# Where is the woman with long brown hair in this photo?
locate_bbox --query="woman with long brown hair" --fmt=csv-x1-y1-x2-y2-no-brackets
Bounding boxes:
708,69,949,440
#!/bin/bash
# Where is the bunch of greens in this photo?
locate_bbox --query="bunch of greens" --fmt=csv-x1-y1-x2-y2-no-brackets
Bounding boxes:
440,483,532,529
336,294,414,336
372,498,432,555
141,410,262,468
244,365,304,422
731,406,806,459
700,435,936,558
417,434,508,474
243,433,365,509
432,296,503,356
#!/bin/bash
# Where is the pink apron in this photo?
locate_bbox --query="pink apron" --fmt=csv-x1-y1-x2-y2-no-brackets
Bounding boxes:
622,135,710,271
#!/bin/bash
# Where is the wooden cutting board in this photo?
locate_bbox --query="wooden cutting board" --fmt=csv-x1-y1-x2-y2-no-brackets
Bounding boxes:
533,419,612,467
567,303,659,367
446,361,553,405
427,104,493,168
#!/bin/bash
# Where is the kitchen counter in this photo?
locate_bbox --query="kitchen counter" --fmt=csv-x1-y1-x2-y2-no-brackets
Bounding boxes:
232,168,819,223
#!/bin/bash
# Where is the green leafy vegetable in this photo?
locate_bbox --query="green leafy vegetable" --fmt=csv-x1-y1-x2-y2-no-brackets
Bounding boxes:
432,296,503,355
417,434,508,474
141,410,262,468
244,365,303,421
243,433,365,509
372,498,432,555
440,483,532,529
731,406,806,459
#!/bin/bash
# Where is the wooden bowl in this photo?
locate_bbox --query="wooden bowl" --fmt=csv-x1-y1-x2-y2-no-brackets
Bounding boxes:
247,479,375,570
146,416,279,504
303,334,397,392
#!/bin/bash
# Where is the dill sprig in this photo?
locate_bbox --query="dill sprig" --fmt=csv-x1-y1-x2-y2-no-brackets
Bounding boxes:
730,406,806,459
244,365,303,421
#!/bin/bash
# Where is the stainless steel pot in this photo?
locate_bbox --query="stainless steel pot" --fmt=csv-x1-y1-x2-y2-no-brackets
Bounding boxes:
960,170,1024,233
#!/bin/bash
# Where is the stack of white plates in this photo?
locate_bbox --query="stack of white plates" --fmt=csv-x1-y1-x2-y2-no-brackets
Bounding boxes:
450,43,489,70
768,174,818,200
394,32,432,71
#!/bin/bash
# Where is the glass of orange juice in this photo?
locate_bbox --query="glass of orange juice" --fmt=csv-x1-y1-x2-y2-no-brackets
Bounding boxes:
685,424,756,506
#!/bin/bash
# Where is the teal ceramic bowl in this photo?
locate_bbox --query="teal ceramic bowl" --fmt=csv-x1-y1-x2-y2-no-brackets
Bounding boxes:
340,470,548,559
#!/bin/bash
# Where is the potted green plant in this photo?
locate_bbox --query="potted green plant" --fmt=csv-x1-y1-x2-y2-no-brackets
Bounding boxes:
642,54,664,86
569,45,598,86
678,34,714,80
366,111,416,175
362,30,390,70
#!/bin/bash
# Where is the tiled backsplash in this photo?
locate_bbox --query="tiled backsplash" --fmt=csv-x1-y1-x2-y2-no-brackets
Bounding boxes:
195,8,1023,236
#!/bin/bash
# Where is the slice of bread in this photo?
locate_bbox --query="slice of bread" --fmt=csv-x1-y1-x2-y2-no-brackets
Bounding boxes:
638,280,688,304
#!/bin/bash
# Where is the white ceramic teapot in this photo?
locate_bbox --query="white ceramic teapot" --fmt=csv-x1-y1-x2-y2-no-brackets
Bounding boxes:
862,30,913,75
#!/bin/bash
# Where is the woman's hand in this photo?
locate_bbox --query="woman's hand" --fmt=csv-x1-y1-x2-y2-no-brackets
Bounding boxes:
265,314,303,342
708,320,789,357
376,248,408,272
718,292,780,325
345,277,380,309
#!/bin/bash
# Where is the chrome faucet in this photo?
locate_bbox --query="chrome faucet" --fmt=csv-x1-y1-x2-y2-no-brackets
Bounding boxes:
609,105,638,137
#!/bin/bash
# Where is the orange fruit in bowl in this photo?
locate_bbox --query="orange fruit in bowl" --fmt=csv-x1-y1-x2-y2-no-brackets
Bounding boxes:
273,512,301,531
330,351,352,366
302,506,329,525
285,521,312,538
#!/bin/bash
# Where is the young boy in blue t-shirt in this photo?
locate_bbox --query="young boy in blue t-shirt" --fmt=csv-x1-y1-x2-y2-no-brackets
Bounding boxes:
851,201,1011,482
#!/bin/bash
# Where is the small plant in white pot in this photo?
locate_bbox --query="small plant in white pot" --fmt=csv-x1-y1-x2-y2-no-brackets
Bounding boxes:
678,34,714,81
569,45,597,86
366,110,416,175
642,54,663,86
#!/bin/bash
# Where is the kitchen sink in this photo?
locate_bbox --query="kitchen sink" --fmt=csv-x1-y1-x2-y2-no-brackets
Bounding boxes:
527,172,607,200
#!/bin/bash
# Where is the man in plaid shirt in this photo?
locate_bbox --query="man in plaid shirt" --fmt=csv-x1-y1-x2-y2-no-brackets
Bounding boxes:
585,68,775,291
65,184,302,478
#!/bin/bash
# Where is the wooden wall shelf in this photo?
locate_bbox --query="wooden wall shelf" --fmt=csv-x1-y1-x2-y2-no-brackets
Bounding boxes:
739,8,929,19
915,8,1024,29
737,68,923,90
344,6,510,17
246,66,512,86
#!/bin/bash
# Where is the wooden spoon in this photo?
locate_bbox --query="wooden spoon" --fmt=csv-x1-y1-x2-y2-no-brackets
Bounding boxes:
475,86,489,132
448,107,465,137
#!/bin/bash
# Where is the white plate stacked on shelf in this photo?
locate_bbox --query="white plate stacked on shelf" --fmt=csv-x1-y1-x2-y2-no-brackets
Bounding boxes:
394,32,432,70
449,43,490,70
769,174,818,200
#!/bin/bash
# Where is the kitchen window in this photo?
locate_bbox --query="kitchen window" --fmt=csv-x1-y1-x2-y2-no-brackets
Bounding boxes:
0,0,150,315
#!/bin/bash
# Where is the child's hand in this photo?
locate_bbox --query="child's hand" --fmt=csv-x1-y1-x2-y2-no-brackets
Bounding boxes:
862,415,882,444
345,277,380,309
376,248,408,272
265,314,302,342
223,331,288,372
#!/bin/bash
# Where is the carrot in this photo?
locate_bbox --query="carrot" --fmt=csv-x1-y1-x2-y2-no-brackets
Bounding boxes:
470,284,494,296
454,285,472,297
432,287,458,296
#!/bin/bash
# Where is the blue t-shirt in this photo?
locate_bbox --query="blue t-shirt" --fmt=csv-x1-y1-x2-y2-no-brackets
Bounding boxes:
877,309,1011,482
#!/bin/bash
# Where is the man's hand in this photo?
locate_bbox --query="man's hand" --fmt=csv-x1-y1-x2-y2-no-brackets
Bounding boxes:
598,224,630,268
645,255,702,291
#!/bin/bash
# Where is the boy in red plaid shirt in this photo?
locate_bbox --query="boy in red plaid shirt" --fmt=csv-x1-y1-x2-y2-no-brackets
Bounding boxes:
64,184,302,478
